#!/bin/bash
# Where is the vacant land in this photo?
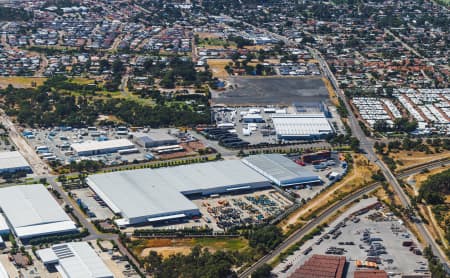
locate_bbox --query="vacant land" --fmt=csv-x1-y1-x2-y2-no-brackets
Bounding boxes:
0,76,47,88
389,150,450,171
212,77,328,105
131,237,249,259
207,59,232,79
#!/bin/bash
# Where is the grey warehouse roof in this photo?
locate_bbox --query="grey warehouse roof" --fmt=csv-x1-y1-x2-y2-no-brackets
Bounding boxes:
0,184,77,238
0,151,30,170
37,242,113,278
87,160,269,223
87,169,199,220
243,154,321,186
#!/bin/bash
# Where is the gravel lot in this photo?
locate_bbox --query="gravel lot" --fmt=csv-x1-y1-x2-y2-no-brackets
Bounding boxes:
212,77,329,105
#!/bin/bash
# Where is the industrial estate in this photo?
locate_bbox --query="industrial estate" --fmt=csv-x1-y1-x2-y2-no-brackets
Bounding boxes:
0,0,448,278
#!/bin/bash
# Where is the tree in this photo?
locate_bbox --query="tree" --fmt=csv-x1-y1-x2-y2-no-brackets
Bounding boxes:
252,264,272,278
248,225,283,253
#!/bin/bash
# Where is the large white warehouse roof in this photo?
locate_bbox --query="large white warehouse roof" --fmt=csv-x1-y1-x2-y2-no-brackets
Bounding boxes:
272,114,334,138
0,151,31,172
87,169,199,221
71,139,135,155
87,160,270,225
243,154,321,186
37,242,113,278
0,185,77,239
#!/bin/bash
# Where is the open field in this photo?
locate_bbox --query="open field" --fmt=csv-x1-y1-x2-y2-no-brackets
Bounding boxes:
0,76,47,88
212,76,328,105
280,154,378,232
389,150,450,171
207,59,231,79
131,237,249,259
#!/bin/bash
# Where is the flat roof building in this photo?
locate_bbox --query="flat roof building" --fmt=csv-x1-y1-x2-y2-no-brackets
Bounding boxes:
87,160,270,226
0,151,32,174
0,185,77,239
133,131,178,148
37,242,113,278
243,154,321,186
271,114,334,140
71,139,135,156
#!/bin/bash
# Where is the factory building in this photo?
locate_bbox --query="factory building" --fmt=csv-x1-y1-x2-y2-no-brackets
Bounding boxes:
71,139,135,156
243,154,321,187
87,160,271,226
0,185,77,239
37,242,113,278
0,151,32,174
133,130,178,148
271,114,334,140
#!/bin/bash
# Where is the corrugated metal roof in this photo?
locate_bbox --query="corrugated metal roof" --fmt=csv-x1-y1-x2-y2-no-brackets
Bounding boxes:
243,154,320,186
39,242,113,278
0,151,30,170
87,160,269,221
71,139,134,153
0,185,76,238
272,114,333,136
88,169,198,220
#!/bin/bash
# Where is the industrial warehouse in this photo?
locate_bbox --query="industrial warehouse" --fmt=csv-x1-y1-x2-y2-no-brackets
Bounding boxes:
271,114,334,140
86,154,322,227
70,138,135,156
37,242,113,278
0,185,78,239
0,151,32,174
243,154,321,186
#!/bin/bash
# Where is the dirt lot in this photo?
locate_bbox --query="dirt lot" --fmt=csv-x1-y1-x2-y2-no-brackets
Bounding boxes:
207,59,232,79
212,76,329,106
132,237,249,259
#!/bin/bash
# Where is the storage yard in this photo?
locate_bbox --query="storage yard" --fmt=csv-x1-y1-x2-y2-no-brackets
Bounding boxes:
194,189,293,230
275,198,430,277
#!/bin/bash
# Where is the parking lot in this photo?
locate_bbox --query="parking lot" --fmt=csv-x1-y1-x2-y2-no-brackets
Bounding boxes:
274,198,429,277
22,126,207,167
71,188,115,220
90,240,140,278
23,126,145,166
